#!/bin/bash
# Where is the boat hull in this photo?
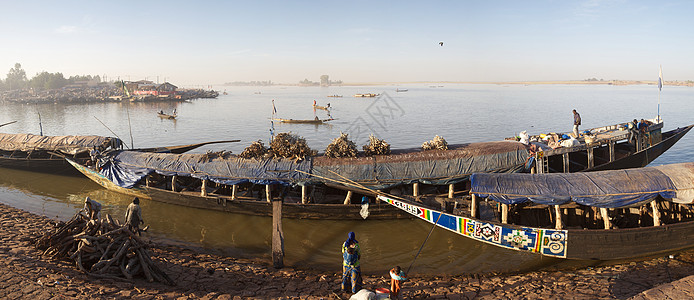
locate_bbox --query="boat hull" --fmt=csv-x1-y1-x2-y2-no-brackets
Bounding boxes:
67,159,150,199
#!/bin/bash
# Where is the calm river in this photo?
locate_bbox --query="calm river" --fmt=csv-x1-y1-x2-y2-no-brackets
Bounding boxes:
1,83,693,275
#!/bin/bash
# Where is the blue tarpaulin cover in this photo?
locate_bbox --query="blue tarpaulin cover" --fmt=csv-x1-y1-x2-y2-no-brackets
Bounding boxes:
470,166,681,208
99,140,531,189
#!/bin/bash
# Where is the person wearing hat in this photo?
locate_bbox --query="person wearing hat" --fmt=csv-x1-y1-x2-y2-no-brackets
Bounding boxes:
83,196,102,220
125,197,144,235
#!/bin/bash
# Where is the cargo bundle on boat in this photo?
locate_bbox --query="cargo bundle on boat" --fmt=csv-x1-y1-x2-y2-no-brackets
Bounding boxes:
379,161,694,260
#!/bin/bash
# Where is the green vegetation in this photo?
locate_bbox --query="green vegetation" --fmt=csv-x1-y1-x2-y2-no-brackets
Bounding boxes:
0,63,103,92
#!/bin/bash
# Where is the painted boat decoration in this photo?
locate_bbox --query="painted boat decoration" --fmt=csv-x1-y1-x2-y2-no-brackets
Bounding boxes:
381,161,694,260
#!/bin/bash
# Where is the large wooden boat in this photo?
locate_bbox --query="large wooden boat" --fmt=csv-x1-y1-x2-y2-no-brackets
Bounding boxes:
272,118,334,125
66,119,691,221
0,133,237,176
379,161,694,260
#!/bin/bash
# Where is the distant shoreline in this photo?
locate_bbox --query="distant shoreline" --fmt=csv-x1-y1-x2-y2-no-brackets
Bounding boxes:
224,80,693,87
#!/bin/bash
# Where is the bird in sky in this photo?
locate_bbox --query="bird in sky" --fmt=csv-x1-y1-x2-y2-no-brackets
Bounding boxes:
439,41,444,46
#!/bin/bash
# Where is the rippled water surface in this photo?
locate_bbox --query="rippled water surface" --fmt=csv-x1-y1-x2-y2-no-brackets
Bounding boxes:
1,83,692,274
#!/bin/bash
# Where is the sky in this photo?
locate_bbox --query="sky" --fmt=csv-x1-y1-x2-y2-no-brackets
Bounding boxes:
1,0,693,85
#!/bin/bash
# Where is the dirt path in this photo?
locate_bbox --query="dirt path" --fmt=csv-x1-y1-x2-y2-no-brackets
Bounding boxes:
0,202,691,299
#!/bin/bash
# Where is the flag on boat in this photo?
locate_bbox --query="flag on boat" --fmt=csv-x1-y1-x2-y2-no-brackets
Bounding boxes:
658,65,663,91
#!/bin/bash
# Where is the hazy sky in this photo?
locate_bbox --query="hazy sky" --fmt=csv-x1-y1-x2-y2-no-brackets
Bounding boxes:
1,1,692,85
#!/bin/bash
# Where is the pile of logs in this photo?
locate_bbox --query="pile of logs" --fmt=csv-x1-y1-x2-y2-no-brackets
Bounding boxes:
422,135,449,150
239,140,269,159
325,132,358,158
33,211,174,285
362,134,391,156
269,132,317,161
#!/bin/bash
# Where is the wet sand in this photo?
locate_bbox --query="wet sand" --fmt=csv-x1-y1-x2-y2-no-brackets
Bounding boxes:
1,202,692,299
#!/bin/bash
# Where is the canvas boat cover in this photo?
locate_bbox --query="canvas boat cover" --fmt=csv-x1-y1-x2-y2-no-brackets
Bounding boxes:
470,162,694,208
100,140,531,189
0,133,122,155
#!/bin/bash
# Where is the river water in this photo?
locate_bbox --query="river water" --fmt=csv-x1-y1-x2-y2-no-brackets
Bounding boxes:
1,83,693,275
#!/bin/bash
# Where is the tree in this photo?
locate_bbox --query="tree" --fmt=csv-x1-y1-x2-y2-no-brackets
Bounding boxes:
29,71,67,90
6,63,27,90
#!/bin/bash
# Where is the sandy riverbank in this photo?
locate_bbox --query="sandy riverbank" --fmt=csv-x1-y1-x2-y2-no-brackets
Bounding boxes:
1,201,692,299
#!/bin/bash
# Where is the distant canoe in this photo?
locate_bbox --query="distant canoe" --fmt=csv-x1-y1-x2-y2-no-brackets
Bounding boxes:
354,93,379,97
327,95,343,98
396,89,408,92
313,104,330,111
157,112,177,119
273,118,333,124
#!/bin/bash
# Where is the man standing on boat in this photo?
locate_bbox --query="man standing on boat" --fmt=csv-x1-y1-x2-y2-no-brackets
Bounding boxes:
341,232,362,294
572,109,581,138
125,197,144,235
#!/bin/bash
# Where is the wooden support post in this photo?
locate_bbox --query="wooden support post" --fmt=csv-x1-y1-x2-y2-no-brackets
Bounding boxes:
531,165,536,174
587,146,594,169
470,194,478,218
413,183,420,197
344,191,353,205
609,141,615,162
651,200,661,226
555,205,563,230
501,203,509,224
171,175,177,192
600,207,611,229
301,185,307,204
272,198,284,269
448,184,455,199
266,184,272,203
231,185,237,200
562,153,570,173
201,179,207,197
145,176,150,187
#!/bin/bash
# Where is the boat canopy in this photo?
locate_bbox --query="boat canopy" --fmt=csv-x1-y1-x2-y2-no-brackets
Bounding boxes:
470,162,694,208
100,140,531,189
0,133,122,155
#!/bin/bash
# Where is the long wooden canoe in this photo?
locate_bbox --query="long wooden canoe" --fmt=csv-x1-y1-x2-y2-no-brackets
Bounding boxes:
272,118,333,124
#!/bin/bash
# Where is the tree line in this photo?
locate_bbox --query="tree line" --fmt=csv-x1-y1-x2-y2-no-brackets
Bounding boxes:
0,63,103,91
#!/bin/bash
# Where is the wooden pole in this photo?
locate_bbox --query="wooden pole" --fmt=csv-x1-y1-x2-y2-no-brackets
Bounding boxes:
413,182,420,197
600,208,611,229
145,176,151,187
266,184,272,203
587,147,594,169
231,185,237,200
272,198,284,268
470,194,478,218
171,175,177,192
301,185,307,204
501,203,509,224
555,205,563,230
201,179,207,197
448,184,455,198
344,191,353,205
651,200,661,226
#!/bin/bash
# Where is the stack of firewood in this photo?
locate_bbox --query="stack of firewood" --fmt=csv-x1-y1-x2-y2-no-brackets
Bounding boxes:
269,132,317,160
239,140,269,159
33,211,174,285
422,135,449,150
362,134,391,156
325,132,358,158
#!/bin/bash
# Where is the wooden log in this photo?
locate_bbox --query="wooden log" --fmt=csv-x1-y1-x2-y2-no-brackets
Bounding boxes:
272,198,284,269
301,185,307,204
555,205,563,230
600,207,611,229
470,194,478,218
413,182,420,197
651,200,661,226
501,203,509,224
201,179,207,197
344,191,353,205
232,185,238,200
136,248,154,282
448,184,455,199
171,175,177,192
266,184,272,203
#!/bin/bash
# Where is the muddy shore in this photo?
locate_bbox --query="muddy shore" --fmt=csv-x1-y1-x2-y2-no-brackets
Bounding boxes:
1,202,691,299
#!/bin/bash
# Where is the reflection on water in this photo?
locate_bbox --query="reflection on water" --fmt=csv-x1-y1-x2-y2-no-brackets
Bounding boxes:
2,84,694,274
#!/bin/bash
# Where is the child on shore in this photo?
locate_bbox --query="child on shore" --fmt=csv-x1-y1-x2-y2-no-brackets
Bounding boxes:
389,266,407,299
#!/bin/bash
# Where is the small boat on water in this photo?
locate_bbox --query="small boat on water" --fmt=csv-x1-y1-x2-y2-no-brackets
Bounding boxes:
66,119,691,220
0,132,238,176
272,118,334,125
380,160,694,260
327,95,343,98
157,110,177,119
312,100,331,111
396,88,408,92
354,93,379,97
